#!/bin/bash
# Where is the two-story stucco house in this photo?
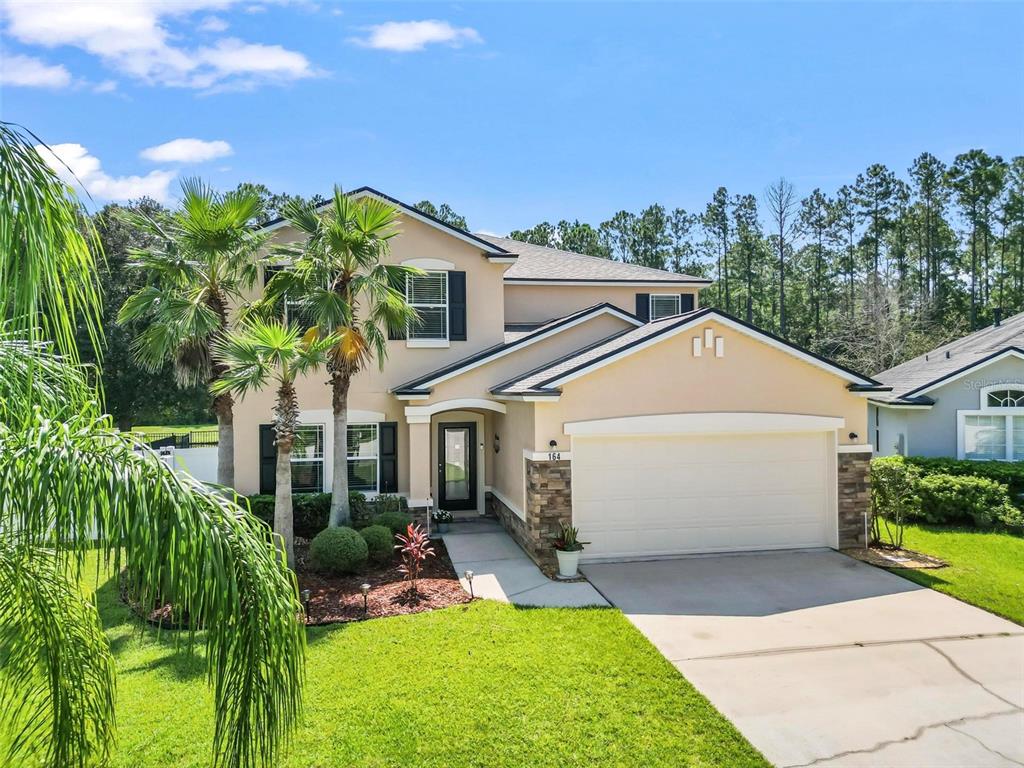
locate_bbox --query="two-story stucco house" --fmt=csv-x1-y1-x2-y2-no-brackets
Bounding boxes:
232,188,887,566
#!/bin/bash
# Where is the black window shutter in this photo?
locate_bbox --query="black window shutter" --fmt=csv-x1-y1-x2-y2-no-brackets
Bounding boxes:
259,424,277,494
635,293,650,322
680,293,694,313
449,271,467,341
378,422,398,493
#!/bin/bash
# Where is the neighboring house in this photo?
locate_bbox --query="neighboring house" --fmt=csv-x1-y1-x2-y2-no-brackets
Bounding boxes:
870,311,1024,461
233,187,886,565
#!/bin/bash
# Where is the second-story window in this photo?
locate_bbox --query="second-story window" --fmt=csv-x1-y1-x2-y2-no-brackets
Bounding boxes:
407,271,448,340
650,294,681,321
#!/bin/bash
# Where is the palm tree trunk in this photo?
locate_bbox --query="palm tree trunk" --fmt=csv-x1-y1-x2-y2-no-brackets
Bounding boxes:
213,392,234,488
274,442,295,568
329,369,352,527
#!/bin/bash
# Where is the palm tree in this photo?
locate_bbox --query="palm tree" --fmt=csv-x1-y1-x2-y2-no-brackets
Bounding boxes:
0,121,303,767
117,179,269,487
263,188,419,526
213,321,337,566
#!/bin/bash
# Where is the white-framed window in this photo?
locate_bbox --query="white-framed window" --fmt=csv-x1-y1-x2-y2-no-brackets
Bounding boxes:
650,294,681,321
347,423,379,493
957,385,1024,461
291,425,325,492
406,271,448,341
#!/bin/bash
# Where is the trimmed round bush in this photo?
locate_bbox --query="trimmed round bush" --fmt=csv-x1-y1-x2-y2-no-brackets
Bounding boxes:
372,511,413,536
360,524,394,564
308,527,368,575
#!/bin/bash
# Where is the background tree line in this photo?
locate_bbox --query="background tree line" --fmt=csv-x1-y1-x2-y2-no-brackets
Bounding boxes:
503,150,1024,375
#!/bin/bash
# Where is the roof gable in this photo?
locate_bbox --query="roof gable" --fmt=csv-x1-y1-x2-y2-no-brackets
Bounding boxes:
492,308,882,397
258,187,515,260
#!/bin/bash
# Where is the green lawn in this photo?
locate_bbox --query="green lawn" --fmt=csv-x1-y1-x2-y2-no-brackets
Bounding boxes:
84,563,766,768
889,523,1024,626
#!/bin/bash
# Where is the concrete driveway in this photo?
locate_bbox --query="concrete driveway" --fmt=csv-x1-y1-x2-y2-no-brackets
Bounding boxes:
585,550,1024,767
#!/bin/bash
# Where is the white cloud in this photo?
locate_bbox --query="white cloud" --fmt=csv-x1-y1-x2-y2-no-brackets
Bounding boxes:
36,143,176,203
1,1,315,89
93,79,118,93
140,138,233,163
349,20,483,53
0,52,71,87
198,15,229,32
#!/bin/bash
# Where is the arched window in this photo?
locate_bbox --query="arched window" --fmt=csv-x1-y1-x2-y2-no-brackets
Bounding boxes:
985,388,1024,408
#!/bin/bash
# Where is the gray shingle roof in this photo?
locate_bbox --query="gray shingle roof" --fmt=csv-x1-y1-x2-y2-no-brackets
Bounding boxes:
872,311,1024,403
391,302,641,394
493,309,709,394
476,235,710,284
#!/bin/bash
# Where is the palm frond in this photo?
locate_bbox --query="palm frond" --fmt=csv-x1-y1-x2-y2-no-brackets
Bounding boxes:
0,122,102,362
0,543,116,768
0,403,305,768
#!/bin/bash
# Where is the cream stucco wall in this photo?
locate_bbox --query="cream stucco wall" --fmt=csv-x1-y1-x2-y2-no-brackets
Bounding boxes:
504,283,701,324
491,400,535,518
531,318,868,452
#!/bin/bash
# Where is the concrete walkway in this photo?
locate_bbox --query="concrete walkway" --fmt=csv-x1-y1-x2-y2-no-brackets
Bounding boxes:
441,519,608,608
585,550,1024,768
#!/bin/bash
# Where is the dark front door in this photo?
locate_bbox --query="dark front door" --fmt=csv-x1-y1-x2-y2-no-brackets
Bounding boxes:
438,422,477,511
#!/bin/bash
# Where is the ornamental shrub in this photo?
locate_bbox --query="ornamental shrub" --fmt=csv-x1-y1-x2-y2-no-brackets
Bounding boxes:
309,527,368,575
373,494,408,516
914,474,1017,529
905,456,1024,500
360,524,394,564
372,510,413,535
349,491,372,528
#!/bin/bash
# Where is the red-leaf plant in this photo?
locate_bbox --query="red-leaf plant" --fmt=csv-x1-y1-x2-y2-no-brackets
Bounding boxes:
395,523,435,595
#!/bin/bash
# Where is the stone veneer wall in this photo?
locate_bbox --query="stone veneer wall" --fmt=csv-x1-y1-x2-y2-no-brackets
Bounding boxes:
837,450,872,548
489,460,573,569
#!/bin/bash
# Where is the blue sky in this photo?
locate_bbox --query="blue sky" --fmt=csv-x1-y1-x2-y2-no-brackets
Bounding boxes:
2,1,1022,233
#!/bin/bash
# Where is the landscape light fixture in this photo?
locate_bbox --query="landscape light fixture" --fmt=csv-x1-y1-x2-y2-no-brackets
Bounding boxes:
464,569,474,599
300,589,311,619
360,583,371,615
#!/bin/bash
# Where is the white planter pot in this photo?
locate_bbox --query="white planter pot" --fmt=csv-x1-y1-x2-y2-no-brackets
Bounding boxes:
556,549,580,578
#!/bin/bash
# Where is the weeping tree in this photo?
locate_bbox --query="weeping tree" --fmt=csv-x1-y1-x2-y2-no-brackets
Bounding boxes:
117,179,269,487
213,321,337,567
262,188,419,527
0,121,304,767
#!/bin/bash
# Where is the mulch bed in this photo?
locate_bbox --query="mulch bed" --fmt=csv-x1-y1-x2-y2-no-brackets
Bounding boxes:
842,545,947,570
296,537,473,625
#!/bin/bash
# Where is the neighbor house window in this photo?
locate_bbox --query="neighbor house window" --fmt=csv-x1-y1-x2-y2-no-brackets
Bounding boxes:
291,425,324,492
650,294,681,321
347,424,379,492
958,386,1024,461
407,271,448,340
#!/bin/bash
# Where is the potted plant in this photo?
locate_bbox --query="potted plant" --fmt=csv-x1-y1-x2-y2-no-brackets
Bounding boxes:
553,522,589,578
432,508,453,534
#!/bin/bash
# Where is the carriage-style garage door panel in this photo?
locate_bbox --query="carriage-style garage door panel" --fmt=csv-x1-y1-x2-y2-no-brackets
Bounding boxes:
573,431,832,560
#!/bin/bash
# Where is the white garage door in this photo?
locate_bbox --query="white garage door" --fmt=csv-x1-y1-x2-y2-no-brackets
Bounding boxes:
572,431,834,561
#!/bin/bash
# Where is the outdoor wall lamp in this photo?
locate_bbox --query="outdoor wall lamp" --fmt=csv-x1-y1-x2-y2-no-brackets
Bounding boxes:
360,583,371,616
494,433,501,454
464,569,474,599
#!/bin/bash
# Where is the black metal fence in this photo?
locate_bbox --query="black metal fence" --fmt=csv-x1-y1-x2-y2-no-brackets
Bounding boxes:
137,430,218,449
